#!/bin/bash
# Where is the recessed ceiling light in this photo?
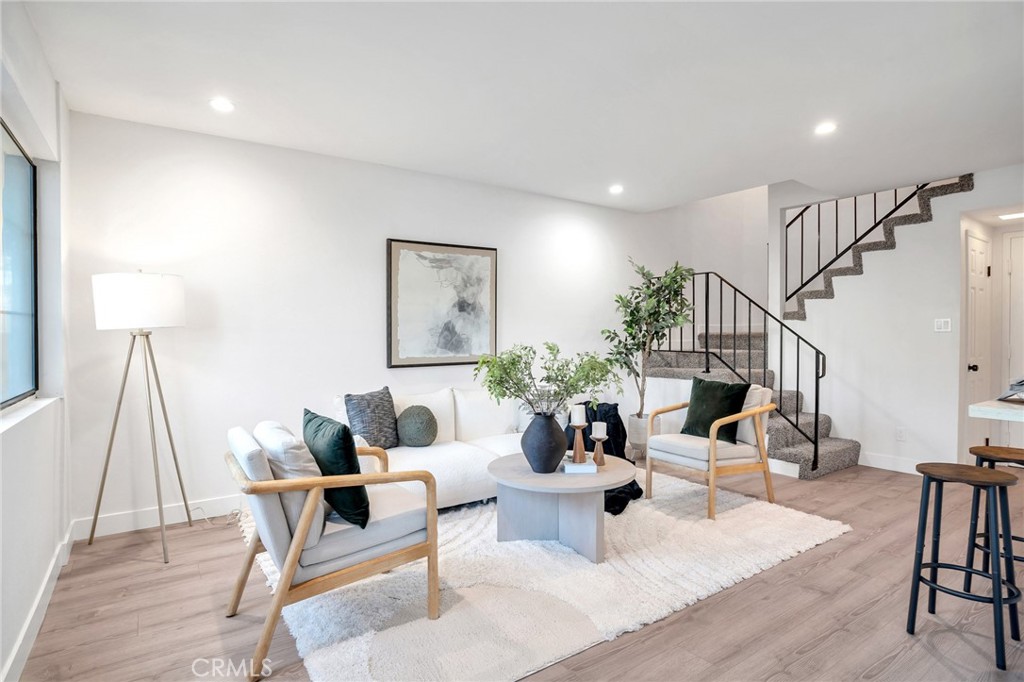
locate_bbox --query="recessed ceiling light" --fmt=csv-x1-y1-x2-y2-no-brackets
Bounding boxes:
209,96,235,113
608,184,624,195
998,212,1024,221
814,121,837,136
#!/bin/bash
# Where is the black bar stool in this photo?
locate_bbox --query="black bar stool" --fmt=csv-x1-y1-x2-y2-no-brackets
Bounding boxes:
965,446,1024,591
907,462,1021,670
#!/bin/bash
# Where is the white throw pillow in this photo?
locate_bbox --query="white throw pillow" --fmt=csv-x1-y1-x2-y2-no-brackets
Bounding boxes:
392,388,455,443
353,434,383,473
453,388,518,441
735,385,767,446
333,394,349,425
252,421,325,549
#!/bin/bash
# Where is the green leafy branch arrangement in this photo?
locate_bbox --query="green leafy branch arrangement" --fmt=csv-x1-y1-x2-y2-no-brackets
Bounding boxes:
474,342,622,416
602,258,694,418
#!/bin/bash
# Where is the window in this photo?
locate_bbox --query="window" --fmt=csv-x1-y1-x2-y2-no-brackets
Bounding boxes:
1,120,38,407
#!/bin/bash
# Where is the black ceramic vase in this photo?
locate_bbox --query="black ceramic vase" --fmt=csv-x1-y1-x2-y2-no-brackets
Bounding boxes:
520,413,568,473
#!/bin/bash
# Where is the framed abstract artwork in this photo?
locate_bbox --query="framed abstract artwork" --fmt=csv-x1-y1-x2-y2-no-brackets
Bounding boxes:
387,239,497,367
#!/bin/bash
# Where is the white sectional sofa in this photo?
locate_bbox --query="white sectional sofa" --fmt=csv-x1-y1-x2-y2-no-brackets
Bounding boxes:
336,387,534,509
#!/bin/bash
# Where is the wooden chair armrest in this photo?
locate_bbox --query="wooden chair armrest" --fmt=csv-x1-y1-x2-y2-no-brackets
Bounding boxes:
708,403,777,442
225,452,435,500
648,402,690,436
356,446,389,472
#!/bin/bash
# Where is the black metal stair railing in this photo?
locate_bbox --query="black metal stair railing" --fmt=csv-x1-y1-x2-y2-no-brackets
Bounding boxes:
785,182,931,301
662,272,827,470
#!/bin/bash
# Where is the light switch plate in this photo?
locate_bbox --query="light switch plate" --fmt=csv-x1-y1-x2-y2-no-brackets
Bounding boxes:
934,318,952,332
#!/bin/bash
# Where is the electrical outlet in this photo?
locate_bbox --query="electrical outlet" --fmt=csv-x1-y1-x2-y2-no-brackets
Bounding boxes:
934,318,952,332
896,427,907,442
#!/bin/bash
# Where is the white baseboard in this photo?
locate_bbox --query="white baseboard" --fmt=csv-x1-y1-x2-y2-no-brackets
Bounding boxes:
1,526,72,682
857,450,952,475
71,493,246,541
768,458,800,478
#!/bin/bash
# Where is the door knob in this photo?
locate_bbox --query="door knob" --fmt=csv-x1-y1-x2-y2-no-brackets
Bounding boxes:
967,364,979,372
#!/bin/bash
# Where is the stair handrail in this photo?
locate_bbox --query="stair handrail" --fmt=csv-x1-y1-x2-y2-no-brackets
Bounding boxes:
786,183,930,301
663,271,826,470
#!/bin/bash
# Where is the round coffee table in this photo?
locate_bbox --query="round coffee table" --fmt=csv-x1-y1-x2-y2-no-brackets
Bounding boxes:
487,454,637,563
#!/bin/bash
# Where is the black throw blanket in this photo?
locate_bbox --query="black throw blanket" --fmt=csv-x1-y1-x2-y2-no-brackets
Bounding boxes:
564,402,644,515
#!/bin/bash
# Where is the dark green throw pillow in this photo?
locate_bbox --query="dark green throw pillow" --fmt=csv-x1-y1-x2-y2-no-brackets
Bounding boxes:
680,377,751,444
303,409,369,528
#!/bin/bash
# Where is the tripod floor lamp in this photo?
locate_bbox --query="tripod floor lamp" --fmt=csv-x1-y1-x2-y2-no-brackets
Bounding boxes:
89,271,192,563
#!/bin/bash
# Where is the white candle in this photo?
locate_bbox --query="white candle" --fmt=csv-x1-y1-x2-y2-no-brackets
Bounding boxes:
571,404,586,426
592,421,607,439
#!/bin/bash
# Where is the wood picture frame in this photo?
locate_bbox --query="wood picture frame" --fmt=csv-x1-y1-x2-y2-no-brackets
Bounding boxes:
387,238,497,368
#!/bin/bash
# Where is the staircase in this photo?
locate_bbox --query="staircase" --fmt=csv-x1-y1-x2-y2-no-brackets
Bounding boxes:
783,174,974,320
649,332,860,480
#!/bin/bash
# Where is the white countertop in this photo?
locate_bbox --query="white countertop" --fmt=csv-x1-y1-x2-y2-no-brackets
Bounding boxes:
969,400,1024,423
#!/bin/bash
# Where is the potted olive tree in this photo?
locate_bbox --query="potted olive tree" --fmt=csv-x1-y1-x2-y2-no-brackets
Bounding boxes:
602,258,694,456
474,342,620,473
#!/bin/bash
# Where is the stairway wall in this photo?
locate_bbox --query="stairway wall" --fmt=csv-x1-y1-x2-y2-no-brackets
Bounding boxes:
649,185,771,306
783,164,1024,474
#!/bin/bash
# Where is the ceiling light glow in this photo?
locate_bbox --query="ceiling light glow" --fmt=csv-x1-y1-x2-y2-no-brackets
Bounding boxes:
209,96,235,113
608,184,624,195
998,212,1024,221
814,121,837,136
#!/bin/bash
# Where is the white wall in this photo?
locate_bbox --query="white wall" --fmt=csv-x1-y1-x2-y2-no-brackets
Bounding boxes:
66,113,674,537
0,5,71,680
1,2,59,161
785,165,1024,474
651,185,771,305
0,400,68,682
766,179,837,318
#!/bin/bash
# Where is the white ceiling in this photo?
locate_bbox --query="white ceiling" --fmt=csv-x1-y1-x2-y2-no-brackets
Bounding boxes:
24,2,1024,213
966,205,1024,228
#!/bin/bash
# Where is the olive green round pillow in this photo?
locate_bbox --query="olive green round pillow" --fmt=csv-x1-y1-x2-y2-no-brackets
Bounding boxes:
397,405,438,447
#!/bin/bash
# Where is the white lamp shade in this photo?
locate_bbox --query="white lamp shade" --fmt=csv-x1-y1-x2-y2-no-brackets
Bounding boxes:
92,273,186,330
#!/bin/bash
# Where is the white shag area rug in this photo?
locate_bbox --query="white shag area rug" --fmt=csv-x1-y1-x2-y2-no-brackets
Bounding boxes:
239,471,849,682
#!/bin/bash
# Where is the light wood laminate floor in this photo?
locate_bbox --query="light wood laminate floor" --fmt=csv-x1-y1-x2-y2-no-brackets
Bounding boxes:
22,463,1024,681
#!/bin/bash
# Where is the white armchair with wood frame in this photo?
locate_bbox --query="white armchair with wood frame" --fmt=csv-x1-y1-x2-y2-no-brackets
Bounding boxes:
645,384,776,520
224,427,439,681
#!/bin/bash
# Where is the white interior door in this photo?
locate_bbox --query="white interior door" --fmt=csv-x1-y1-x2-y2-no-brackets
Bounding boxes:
1004,231,1024,447
966,232,992,448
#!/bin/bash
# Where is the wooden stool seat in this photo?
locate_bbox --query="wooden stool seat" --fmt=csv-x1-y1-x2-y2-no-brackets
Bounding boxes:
916,463,1017,488
970,446,1024,465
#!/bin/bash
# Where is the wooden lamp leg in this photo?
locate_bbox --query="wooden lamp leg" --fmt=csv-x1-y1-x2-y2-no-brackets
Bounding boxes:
144,334,193,526
88,334,137,545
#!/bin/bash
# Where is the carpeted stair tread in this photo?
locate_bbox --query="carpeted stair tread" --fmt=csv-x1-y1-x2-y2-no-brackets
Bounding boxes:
648,366,776,388
772,389,803,414
649,349,768,371
698,332,768,351
766,411,832,449
770,437,861,480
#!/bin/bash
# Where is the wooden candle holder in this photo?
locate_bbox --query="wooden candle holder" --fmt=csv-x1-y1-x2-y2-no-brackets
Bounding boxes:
591,436,608,466
571,424,587,464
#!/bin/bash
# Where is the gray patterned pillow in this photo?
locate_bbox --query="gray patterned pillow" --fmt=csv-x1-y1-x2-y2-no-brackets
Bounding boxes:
344,386,399,449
